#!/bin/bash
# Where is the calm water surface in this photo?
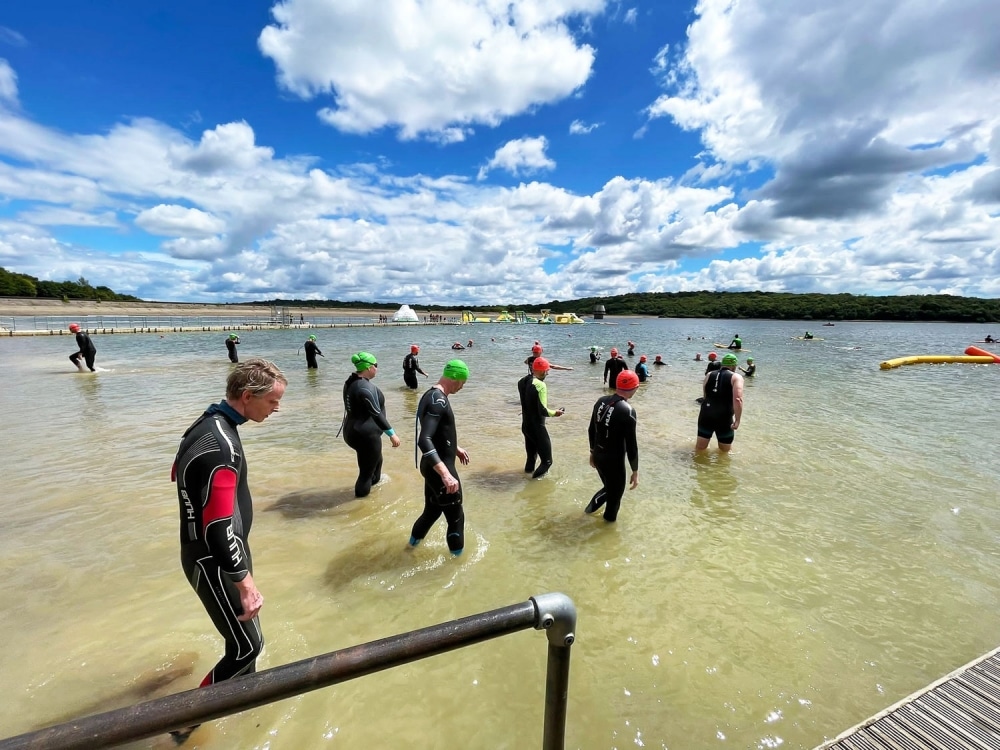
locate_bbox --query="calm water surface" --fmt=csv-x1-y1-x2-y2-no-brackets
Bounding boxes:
1,318,999,749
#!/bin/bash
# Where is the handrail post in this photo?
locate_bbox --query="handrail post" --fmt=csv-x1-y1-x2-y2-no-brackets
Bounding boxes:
531,593,576,750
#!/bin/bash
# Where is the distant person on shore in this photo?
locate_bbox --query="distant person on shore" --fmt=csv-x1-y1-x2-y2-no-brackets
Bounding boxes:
696,353,744,453
171,358,287,744
67,323,96,372
525,343,573,373
518,357,565,479
304,334,323,369
603,347,629,388
226,333,240,363
728,334,742,350
341,352,401,498
585,370,640,522
740,357,756,377
635,355,650,382
408,360,471,555
403,344,428,389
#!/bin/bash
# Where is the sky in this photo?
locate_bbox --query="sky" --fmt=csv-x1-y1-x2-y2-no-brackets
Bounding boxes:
0,0,998,305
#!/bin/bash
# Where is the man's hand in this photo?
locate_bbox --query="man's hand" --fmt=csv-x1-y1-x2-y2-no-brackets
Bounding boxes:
234,574,263,622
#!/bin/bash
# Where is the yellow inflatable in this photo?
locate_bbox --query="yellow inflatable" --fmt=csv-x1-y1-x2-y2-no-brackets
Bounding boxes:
879,355,996,370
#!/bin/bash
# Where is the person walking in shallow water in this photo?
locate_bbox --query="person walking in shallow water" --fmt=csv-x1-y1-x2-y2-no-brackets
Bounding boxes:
304,335,323,369
170,358,286,745
226,333,240,363
586,370,640,522
67,322,96,372
403,344,428,389
341,352,401,497
517,357,565,479
408,360,471,555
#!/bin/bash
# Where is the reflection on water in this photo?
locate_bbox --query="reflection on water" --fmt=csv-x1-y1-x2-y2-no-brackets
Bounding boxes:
2,319,1000,748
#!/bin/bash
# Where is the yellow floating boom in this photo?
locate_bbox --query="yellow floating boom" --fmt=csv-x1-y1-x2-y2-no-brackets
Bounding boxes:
879,355,996,370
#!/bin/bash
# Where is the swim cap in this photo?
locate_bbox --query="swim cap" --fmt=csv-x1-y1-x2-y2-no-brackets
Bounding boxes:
654,355,662,361
229,333,238,340
68,323,80,332
722,353,738,366
531,344,542,355
308,335,316,341
410,344,419,353
746,357,754,363
610,347,619,356
639,355,647,362
590,346,597,352
352,351,377,371
616,371,640,390
708,351,717,360
532,356,550,373
442,359,469,381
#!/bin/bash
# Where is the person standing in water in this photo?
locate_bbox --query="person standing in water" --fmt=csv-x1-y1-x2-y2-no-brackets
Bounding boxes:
403,344,428,389
304,335,323,369
67,323,97,372
170,358,287,744
603,347,629,388
408,360,471,555
225,333,240,363
586,370,640,522
740,357,756,377
696,353,744,452
517,357,565,479
341,352,401,497
635,355,650,382
524,343,573,373
589,346,601,364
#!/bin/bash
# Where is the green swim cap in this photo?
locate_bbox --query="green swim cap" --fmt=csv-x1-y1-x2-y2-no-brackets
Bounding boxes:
308,334,316,340
722,353,738,366
352,351,377,371
746,357,754,363
228,333,238,340
442,359,469,381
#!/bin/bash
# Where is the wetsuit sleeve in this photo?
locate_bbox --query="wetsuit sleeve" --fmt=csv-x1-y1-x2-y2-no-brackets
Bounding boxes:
603,360,611,383
417,392,446,460
588,399,600,450
622,403,639,472
202,467,249,580
415,357,426,375
533,379,556,417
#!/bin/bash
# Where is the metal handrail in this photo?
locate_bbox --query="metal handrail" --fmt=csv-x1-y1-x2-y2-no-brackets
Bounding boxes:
0,593,576,750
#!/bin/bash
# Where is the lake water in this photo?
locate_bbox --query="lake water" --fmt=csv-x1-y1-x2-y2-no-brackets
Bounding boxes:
1,318,998,749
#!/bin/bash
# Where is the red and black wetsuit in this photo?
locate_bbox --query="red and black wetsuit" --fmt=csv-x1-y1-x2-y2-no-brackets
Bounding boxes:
410,386,464,553
586,394,638,522
171,401,262,686
342,373,394,497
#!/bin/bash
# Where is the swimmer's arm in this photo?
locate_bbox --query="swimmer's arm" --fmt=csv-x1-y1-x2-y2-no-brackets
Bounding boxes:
732,375,744,429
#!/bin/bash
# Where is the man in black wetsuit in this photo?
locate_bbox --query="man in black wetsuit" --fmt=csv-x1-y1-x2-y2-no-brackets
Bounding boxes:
226,333,240,363
586,369,640,522
740,357,756,377
304,335,323,369
408,360,471,555
342,351,401,497
696,352,744,452
403,344,427,389
171,358,286,743
67,323,97,371
517,357,565,479
524,343,573,373
603,347,629,388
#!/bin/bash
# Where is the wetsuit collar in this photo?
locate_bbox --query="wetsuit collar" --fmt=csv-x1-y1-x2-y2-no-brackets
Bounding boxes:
207,400,248,426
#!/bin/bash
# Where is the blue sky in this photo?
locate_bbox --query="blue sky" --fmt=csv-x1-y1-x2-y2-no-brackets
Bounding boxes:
0,0,998,304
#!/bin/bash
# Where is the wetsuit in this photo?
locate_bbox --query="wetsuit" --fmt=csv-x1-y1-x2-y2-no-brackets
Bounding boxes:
410,386,464,553
69,331,97,371
635,362,649,382
698,368,736,445
586,394,638,522
741,364,756,377
518,373,558,478
590,350,599,364
627,344,635,356
304,340,322,369
342,373,394,497
705,360,722,375
603,356,629,387
403,353,426,389
171,401,262,686
226,337,239,363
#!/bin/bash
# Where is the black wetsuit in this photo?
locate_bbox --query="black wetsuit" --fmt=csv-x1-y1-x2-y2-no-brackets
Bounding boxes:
705,360,722,375
342,373,394,497
410,386,464,553
698,368,736,444
627,345,635,356
403,353,426,389
586,394,638,522
518,373,557,478
226,337,239,363
172,401,262,686
603,356,629,387
304,340,322,369
741,364,756,377
70,331,97,371
590,351,599,364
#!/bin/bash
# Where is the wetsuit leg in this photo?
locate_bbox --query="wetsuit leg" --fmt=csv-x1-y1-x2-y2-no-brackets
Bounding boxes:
69,352,81,366
403,371,418,389
521,423,538,473
306,356,318,369
181,550,263,685
411,466,464,552
586,454,626,522
531,425,553,479
346,430,383,497
84,353,96,371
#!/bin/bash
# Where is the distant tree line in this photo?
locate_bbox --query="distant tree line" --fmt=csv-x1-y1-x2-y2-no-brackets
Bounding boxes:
0,267,141,302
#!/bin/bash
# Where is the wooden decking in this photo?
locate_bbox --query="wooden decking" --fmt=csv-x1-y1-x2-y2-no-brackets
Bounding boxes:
817,645,1000,749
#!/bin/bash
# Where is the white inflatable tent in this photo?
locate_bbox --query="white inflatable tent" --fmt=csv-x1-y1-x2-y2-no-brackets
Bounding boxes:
392,304,420,323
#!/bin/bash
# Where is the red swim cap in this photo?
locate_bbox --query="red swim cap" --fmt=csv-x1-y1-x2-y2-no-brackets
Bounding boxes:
531,344,542,354
610,347,619,356
69,323,80,332
654,355,662,361
639,355,647,362
411,344,419,353
616,371,639,390
708,351,718,360
532,356,550,373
